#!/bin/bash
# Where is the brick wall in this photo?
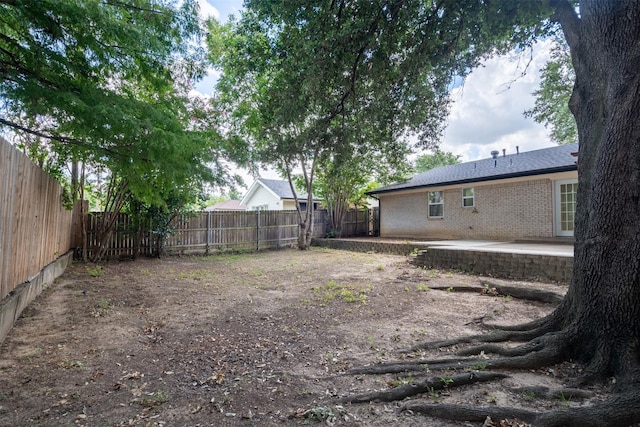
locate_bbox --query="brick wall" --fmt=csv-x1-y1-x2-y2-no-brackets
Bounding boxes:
378,178,554,240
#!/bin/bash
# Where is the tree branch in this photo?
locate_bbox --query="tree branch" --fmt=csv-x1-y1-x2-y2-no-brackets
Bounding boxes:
549,0,581,51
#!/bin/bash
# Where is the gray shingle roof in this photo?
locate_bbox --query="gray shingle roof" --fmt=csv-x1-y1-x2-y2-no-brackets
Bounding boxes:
369,143,578,195
258,178,311,200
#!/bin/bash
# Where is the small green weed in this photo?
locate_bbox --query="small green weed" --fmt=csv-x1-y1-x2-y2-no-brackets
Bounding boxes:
302,405,347,424
86,265,103,277
365,336,376,350
58,359,83,369
446,286,455,292
91,298,112,317
140,391,169,407
389,374,414,388
416,283,430,292
440,377,454,388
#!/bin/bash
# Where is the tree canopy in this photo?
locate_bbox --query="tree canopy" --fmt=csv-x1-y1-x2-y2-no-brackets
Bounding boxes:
414,151,461,173
525,39,577,145
0,0,243,208
208,0,551,248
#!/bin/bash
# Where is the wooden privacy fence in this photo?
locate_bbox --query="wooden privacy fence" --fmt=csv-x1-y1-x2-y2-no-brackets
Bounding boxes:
0,137,75,301
85,208,377,260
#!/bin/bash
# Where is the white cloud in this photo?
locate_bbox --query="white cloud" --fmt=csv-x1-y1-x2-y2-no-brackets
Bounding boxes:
196,0,220,21
441,39,558,161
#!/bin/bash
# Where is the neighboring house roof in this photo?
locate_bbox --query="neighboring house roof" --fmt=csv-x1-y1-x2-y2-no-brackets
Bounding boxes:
369,143,578,195
240,178,317,205
204,200,245,211
258,178,304,200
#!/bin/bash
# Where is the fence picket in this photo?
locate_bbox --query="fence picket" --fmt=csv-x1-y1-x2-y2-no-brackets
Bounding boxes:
0,137,74,301
82,208,375,259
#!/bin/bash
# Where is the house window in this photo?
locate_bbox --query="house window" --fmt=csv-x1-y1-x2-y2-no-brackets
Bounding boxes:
462,187,475,207
428,191,444,218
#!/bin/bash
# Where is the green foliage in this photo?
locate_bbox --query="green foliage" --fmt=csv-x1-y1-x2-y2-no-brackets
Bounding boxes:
414,151,461,173
86,265,104,277
524,40,577,145
0,0,243,211
208,1,554,249
416,284,430,292
301,405,347,424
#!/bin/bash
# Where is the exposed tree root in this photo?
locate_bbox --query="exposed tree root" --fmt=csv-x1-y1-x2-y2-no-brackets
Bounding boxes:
348,357,468,375
428,281,565,305
342,370,507,404
349,341,565,378
510,385,595,400
403,390,640,427
404,309,566,355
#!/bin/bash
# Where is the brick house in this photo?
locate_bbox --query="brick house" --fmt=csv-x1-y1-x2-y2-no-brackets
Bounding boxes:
367,143,578,240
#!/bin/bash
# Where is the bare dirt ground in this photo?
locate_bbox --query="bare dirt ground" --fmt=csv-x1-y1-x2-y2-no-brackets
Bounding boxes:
0,247,589,426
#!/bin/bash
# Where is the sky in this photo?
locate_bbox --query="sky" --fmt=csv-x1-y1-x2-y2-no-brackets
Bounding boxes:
197,0,556,187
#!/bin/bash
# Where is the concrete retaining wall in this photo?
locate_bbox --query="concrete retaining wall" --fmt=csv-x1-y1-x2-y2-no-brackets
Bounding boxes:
312,238,428,256
0,251,73,344
313,238,572,283
413,248,572,282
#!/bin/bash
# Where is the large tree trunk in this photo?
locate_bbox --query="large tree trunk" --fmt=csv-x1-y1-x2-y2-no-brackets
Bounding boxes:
342,2,640,424
545,0,640,385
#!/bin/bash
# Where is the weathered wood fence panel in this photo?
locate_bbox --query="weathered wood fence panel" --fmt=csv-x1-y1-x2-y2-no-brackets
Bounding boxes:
0,137,74,301
84,210,331,259
340,209,371,237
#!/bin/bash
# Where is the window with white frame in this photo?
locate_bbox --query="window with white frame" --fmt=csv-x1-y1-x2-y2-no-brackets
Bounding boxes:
428,191,444,218
462,187,475,207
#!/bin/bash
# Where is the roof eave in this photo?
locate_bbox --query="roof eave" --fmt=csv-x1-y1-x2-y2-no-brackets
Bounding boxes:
366,166,577,196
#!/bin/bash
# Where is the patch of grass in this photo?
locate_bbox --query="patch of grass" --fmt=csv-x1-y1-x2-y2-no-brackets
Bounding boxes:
301,405,347,424
57,359,83,369
416,283,430,292
91,298,113,317
86,265,104,277
140,391,169,407
446,286,455,292
411,328,428,338
502,295,513,302
311,281,372,305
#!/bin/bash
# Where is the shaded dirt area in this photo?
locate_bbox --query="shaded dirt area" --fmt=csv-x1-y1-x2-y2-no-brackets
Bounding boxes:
0,247,585,426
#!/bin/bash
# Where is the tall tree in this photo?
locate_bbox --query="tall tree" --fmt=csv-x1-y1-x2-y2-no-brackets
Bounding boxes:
0,0,242,211
316,144,410,238
414,151,461,173
208,1,450,248
311,2,640,425
524,39,578,145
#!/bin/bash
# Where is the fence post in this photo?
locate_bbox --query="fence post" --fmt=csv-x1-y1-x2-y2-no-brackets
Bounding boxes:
206,211,211,255
256,210,261,251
